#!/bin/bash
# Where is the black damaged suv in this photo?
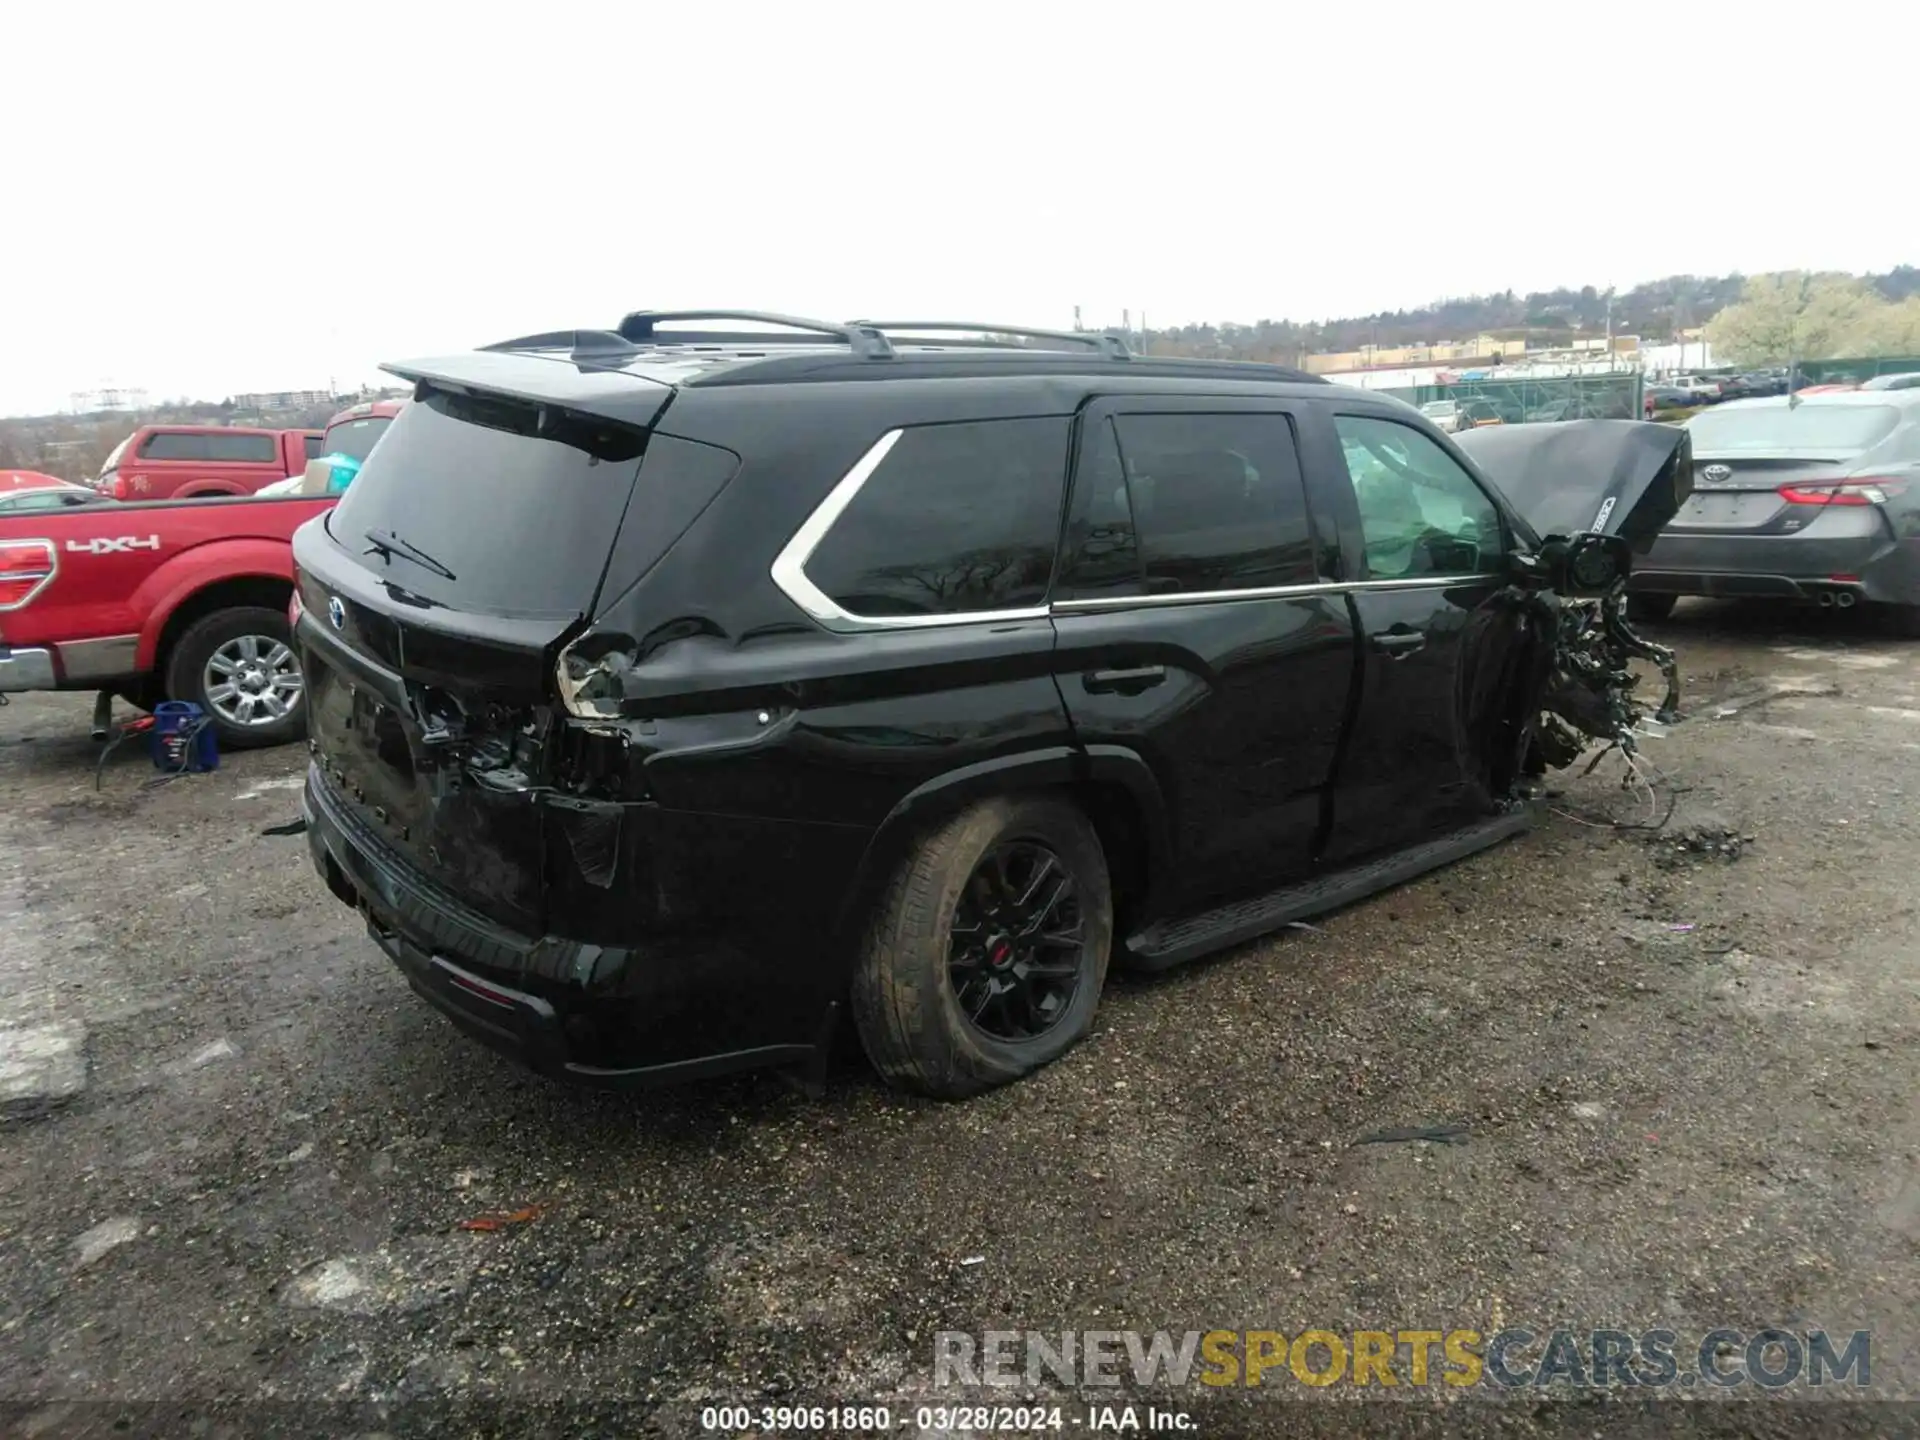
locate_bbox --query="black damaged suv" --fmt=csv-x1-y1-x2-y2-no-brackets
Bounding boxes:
295,312,1687,1098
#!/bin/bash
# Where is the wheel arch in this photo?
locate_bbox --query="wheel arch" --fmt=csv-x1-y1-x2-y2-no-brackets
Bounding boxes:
145,574,296,683
827,744,1175,973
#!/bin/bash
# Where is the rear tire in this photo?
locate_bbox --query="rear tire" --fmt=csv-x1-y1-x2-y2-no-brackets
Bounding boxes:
1877,602,1920,639
1626,593,1678,624
163,606,306,751
850,795,1112,1099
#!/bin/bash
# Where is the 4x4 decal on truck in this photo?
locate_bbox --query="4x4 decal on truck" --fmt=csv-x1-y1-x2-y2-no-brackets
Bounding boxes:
65,535,160,555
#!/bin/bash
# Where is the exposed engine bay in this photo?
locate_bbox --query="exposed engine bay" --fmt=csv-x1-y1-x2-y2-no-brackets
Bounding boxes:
1455,419,1695,778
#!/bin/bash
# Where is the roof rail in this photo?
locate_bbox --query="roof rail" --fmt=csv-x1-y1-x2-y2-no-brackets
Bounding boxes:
615,310,894,360
850,320,1133,360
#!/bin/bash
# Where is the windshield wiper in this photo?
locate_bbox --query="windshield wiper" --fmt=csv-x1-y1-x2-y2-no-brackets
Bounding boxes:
363,527,456,582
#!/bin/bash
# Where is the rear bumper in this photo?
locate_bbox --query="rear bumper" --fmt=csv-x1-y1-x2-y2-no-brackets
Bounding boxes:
1632,528,1920,604
302,765,828,1088
0,647,56,692
0,636,143,693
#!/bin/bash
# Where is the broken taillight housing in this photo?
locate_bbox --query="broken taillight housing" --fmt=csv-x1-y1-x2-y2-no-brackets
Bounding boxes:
0,539,56,610
1778,478,1906,506
555,637,630,720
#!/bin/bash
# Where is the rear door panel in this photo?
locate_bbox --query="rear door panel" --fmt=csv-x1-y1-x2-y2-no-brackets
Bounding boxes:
1051,396,1354,911
1052,597,1353,909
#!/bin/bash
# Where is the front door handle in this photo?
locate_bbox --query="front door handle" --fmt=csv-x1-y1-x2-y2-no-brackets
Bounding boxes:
1083,665,1167,695
1369,627,1426,659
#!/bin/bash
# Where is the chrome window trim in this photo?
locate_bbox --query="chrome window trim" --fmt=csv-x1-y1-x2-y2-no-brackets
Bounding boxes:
1051,574,1500,613
771,429,1504,632
769,426,1054,633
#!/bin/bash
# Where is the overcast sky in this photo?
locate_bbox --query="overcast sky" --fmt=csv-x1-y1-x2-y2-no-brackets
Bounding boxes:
3,1,1911,415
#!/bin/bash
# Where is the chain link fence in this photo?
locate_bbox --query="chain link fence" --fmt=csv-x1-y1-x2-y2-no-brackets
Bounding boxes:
1377,371,1645,425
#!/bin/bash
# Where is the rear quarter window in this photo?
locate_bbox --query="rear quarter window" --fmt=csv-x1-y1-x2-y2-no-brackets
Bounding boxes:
798,417,1071,619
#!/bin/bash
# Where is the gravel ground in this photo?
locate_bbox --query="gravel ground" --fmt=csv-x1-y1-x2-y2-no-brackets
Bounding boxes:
3,599,1919,1438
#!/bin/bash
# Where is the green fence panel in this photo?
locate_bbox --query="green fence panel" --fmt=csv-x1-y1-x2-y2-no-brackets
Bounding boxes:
1790,355,1920,385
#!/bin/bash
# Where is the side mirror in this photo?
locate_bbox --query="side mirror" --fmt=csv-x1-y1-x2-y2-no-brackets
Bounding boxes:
1560,531,1632,593
1508,531,1633,596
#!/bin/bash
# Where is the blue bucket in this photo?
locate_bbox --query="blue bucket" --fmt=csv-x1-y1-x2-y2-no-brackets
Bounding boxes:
151,701,219,773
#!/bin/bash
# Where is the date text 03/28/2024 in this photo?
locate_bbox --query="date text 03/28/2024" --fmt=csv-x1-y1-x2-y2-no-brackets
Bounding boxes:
698,1405,1194,1432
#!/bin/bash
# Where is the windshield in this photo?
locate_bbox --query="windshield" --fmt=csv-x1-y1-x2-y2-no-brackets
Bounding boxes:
1420,402,1455,416
327,388,647,618
322,415,394,464
1686,403,1900,455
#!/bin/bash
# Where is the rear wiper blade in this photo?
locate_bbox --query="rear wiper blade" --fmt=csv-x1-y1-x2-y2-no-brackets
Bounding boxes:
363,527,456,582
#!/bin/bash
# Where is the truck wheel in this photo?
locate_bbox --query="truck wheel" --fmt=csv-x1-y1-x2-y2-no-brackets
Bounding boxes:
164,606,305,750
1626,593,1677,624
850,795,1112,1099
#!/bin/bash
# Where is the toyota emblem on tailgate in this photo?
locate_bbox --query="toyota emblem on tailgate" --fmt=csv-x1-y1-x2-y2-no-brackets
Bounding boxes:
1702,464,1732,483
327,596,347,630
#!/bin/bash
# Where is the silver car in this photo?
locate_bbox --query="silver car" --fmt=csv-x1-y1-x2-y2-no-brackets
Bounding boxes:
1629,390,1920,628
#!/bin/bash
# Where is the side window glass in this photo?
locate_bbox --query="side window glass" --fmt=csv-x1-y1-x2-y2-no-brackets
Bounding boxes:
803,417,1070,618
304,434,324,460
1111,412,1316,593
1333,414,1504,580
204,432,279,463
141,432,207,460
1057,416,1141,598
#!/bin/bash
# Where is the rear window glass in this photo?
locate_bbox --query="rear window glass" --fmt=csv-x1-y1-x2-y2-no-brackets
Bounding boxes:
803,418,1070,618
303,433,324,460
326,389,647,618
1686,404,1900,454
324,416,393,464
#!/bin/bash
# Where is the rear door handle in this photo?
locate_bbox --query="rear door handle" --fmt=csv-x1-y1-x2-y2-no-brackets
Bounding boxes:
1083,665,1167,695
1369,628,1426,658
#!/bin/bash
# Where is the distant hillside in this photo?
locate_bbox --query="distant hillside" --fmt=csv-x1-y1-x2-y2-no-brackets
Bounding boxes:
1141,265,1920,365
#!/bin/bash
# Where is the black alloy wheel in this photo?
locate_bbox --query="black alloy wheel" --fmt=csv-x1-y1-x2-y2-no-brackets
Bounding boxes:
947,840,1086,1042
849,794,1113,1098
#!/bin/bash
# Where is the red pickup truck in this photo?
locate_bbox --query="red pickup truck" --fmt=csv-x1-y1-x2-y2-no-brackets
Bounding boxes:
0,494,331,747
96,425,324,501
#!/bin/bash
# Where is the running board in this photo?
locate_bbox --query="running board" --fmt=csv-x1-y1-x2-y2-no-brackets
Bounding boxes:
1123,808,1537,972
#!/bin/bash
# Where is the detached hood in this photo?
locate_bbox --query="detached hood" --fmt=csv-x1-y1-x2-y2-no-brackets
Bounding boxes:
1455,419,1693,553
